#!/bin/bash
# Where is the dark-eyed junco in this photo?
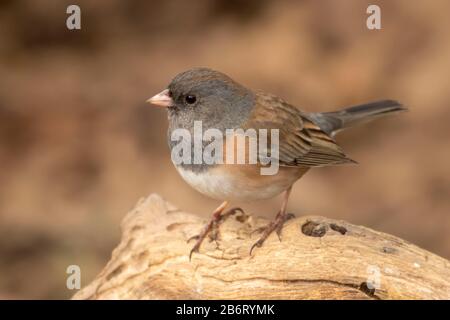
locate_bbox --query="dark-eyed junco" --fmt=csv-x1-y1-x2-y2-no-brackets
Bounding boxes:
147,67,406,259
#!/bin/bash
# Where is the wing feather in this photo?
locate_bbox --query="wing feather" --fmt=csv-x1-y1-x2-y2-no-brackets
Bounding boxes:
243,92,355,167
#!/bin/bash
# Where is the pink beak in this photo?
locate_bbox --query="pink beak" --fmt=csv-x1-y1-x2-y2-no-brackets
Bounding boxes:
146,89,173,107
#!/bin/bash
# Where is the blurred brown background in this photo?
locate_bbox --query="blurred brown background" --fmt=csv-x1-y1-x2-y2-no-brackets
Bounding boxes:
0,0,449,299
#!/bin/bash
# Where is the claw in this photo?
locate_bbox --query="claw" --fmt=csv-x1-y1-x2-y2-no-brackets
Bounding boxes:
189,245,200,261
275,228,283,242
249,240,262,256
187,234,200,243
251,226,267,235
249,210,293,255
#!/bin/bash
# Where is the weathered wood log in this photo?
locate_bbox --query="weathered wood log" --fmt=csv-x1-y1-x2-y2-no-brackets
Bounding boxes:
73,194,450,300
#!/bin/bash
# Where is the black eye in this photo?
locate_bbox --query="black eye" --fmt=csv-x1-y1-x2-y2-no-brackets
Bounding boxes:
185,95,196,104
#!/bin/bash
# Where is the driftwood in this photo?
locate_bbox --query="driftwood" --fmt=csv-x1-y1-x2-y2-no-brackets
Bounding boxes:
73,194,450,300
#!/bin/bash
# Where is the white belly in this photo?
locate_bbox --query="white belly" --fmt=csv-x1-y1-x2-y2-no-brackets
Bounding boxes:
175,165,306,202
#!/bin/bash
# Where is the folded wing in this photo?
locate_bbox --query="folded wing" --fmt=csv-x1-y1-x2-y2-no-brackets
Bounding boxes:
243,92,355,167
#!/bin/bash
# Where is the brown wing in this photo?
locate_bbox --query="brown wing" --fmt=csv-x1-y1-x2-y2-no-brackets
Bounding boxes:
243,91,356,167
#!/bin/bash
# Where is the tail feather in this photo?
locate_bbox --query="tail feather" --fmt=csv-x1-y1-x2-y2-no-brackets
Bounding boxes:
311,100,406,136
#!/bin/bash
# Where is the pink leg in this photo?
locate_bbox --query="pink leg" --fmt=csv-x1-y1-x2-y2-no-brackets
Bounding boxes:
188,202,244,260
250,186,293,255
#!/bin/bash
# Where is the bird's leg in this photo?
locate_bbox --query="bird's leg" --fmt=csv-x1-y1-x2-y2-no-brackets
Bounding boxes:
209,207,244,242
276,212,296,239
188,202,244,260
250,186,292,255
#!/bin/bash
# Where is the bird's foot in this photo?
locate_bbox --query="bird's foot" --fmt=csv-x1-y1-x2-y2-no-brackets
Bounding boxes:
188,207,244,260
250,212,295,255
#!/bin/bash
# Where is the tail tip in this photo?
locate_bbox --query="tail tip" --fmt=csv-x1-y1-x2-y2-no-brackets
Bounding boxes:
384,100,408,113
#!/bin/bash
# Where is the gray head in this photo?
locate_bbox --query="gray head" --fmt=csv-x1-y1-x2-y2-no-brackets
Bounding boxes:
147,68,255,133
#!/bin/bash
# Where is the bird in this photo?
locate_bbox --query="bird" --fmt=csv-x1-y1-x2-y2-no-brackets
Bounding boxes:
147,67,406,259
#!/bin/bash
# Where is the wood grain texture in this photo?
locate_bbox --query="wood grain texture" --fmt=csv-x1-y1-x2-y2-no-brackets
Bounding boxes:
73,194,450,300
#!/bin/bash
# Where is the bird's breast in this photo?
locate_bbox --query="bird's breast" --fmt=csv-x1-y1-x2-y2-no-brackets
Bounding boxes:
175,164,308,202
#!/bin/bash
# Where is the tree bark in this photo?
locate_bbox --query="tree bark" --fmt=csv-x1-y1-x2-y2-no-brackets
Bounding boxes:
73,194,450,300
